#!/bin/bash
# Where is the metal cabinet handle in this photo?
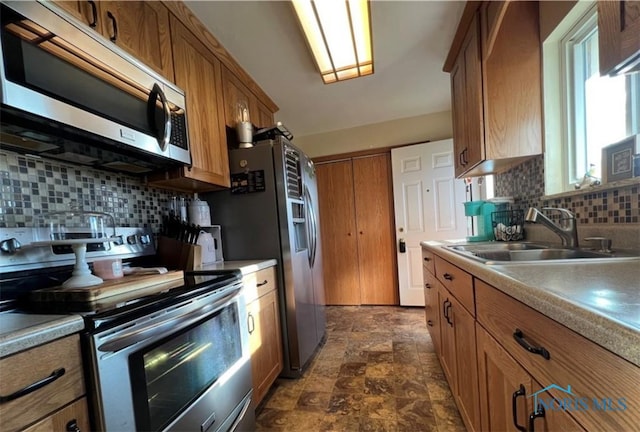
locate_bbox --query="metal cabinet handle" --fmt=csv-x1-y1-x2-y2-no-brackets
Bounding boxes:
445,302,453,327
442,299,453,326
256,280,268,287
87,0,98,28
0,368,65,403
513,329,551,360
443,273,453,281
462,148,469,165
424,283,431,289
427,319,433,327
528,404,546,432
107,11,118,42
66,419,81,432
512,384,527,432
423,256,431,262
247,312,255,334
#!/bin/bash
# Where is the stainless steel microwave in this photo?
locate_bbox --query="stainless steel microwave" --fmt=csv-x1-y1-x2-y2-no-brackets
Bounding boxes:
0,1,191,174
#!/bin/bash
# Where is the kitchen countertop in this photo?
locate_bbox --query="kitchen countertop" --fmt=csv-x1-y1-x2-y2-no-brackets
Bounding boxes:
421,240,640,366
0,313,85,358
200,259,278,275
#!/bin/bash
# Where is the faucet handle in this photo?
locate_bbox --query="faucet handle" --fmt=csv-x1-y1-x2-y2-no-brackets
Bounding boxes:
584,237,612,252
541,207,575,218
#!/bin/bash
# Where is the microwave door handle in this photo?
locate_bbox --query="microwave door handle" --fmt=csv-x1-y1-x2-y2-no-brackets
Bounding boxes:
147,83,172,152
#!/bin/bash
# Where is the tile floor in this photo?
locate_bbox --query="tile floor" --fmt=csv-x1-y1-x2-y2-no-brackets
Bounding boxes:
255,306,466,432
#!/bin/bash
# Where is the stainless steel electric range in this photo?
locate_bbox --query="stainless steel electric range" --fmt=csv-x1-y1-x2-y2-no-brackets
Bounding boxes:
0,227,255,432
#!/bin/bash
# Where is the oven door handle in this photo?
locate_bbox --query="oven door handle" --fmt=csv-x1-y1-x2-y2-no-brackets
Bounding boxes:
97,287,241,353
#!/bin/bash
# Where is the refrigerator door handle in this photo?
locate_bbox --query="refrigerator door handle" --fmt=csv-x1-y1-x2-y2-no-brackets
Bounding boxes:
304,186,318,268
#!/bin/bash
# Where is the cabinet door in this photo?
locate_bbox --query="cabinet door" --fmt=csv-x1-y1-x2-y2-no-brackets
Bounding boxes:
316,160,361,305
98,2,174,81
438,287,457,388
248,288,283,406
170,17,230,188
352,154,398,305
477,323,534,432
23,398,90,432
450,56,468,177
222,66,254,128
598,0,640,75
52,1,104,34
255,100,275,129
461,12,484,172
449,294,481,432
529,382,586,432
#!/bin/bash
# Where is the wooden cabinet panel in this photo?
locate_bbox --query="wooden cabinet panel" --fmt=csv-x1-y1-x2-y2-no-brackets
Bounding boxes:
449,294,480,432
352,155,397,305
461,13,484,172
477,322,533,432
529,382,587,432
450,58,467,178
99,1,174,81
316,154,398,306
222,66,254,128
422,248,435,275
482,1,541,162
476,279,640,432
0,335,85,432
243,266,277,304
248,289,283,406
52,1,104,34
316,160,360,305
434,255,474,316
23,398,90,432
163,16,229,190
598,0,640,75
438,286,456,387
255,100,275,129
422,270,441,356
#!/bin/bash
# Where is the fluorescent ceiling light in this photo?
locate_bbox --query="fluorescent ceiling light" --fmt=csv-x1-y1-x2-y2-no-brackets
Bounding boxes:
292,0,373,84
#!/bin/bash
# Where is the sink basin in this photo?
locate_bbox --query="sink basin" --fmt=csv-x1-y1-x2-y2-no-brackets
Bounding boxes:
444,242,639,264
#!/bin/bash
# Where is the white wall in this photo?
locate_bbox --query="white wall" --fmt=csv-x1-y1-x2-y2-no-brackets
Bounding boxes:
294,110,453,158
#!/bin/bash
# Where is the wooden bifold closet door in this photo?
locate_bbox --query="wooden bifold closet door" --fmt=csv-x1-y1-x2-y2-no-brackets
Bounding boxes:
316,153,398,305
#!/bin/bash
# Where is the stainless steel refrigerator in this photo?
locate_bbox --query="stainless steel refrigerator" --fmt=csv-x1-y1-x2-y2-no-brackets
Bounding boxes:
205,136,326,377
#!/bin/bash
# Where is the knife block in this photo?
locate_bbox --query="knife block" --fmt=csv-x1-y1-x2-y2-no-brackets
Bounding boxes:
156,236,202,271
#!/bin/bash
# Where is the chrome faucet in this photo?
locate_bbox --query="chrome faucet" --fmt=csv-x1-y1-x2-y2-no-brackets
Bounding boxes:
525,207,579,248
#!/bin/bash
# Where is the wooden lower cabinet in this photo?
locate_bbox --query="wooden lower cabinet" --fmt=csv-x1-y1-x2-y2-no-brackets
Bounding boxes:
0,335,87,432
422,270,440,356
476,323,585,432
316,154,398,305
244,266,283,407
439,290,480,432
23,398,90,432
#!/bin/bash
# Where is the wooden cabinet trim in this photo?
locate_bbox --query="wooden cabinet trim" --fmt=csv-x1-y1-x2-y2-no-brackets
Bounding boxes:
162,1,278,113
443,1,484,73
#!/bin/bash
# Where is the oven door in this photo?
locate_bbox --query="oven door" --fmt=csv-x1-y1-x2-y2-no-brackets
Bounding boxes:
85,282,253,432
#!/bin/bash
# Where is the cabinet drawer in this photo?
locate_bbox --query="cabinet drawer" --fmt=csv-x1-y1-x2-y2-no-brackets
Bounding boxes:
434,255,474,315
476,280,640,432
243,265,277,304
422,248,435,275
0,335,85,432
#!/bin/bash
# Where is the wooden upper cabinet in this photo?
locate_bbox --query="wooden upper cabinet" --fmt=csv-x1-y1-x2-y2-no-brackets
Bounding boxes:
598,0,640,75
98,1,174,81
446,1,542,178
222,66,275,131
148,16,229,191
51,1,104,34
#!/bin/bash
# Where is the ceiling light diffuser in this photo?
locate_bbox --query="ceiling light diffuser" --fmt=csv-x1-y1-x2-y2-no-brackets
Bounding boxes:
292,0,373,84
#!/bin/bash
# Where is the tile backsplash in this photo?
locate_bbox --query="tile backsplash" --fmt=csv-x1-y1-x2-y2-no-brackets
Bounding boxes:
0,150,182,230
495,155,640,225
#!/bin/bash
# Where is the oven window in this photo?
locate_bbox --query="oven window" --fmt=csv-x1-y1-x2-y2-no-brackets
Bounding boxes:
130,302,242,431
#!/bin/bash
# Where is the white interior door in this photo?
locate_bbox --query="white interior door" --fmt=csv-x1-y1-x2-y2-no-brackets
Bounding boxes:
392,139,468,306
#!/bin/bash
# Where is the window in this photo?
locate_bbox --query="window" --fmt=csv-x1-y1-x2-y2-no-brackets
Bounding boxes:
543,3,640,194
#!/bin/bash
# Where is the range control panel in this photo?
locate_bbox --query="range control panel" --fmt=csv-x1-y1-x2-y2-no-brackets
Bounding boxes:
0,227,156,273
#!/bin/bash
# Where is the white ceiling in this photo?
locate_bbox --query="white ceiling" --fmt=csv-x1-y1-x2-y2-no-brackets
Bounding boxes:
184,1,465,138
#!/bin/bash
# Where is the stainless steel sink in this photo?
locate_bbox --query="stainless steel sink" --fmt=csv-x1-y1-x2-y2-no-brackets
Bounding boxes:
444,242,639,264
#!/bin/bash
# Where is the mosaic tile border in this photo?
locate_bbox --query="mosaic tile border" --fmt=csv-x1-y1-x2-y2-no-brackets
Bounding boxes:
0,150,187,230
495,155,640,224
